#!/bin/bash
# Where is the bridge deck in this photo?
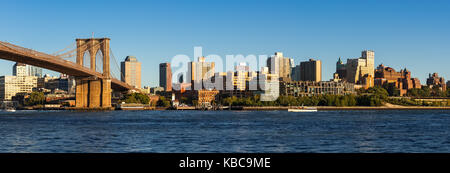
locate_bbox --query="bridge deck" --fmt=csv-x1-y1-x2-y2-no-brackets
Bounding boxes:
0,41,134,91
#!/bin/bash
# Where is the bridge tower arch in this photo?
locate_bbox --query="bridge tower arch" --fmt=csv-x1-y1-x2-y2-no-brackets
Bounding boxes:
75,38,112,108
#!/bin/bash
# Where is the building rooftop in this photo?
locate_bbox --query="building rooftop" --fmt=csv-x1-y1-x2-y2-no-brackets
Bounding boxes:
125,56,138,62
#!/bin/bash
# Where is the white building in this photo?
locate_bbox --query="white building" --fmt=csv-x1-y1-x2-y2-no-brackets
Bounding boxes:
0,76,38,101
13,63,43,77
266,52,293,80
188,57,215,90
345,50,375,84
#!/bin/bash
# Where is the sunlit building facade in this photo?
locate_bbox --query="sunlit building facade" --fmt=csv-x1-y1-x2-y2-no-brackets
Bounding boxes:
0,76,38,101
121,56,142,89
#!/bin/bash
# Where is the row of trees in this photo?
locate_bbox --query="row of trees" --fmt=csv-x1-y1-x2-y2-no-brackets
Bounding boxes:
221,86,449,107
221,87,390,107
156,96,171,107
121,93,150,104
121,93,172,107
387,98,450,107
406,86,450,98
24,92,46,106
376,83,450,98
119,85,449,108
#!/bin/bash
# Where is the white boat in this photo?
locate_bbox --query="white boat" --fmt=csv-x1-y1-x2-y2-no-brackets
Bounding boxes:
5,108,16,112
288,107,318,112
118,103,145,110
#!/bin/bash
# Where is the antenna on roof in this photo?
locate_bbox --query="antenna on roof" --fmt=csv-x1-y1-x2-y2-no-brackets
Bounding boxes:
92,32,94,38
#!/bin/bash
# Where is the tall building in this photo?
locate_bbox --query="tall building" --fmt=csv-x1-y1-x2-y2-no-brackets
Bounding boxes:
235,62,250,72
291,65,301,81
121,56,142,89
13,63,27,77
426,73,446,91
289,58,295,68
12,63,42,77
267,52,293,80
335,50,375,88
28,65,43,77
159,63,172,91
0,75,38,101
335,57,347,80
374,64,421,96
188,56,215,90
299,59,322,82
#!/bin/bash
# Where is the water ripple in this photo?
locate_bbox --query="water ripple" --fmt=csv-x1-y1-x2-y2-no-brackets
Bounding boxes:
0,110,449,153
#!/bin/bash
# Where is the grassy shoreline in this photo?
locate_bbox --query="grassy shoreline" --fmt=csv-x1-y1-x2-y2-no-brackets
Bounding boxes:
14,106,450,111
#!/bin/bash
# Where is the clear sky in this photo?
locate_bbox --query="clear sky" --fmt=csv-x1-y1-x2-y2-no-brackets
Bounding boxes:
1,0,449,87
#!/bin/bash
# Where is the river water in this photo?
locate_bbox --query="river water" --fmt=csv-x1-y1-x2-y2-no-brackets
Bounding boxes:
0,110,449,153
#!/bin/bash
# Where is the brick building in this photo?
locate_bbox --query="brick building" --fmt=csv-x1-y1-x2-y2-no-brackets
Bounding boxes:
374,64,421,96
426,73,446,92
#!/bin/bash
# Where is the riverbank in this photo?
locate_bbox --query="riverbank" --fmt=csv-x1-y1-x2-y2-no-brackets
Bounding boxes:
172,105,450,111
239,106,450,111
13,105,450,111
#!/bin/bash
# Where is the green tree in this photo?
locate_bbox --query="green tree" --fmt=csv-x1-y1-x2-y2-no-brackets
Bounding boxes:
382,83,400,96
192,100,199,107
431,86,445,97
419,86,432,97
123,93,150,104
407,88,421,97
156,96,171,107
24,92,45,106
355,87,388,106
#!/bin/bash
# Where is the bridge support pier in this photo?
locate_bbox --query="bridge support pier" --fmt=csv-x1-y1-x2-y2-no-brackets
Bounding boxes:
75,38,113,109
75,77,111,108
101,78,111,108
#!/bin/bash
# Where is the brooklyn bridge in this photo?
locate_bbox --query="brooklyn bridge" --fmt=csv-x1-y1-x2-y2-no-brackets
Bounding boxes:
0,38,137,108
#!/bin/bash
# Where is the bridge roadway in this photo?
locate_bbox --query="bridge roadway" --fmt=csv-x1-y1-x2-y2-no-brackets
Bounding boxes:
0,41,134,91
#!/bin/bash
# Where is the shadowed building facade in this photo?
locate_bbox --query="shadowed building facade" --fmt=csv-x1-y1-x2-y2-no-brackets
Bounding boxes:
159,63,172,91
280,81,355,97
299,59,322,82
426,73,446,92
335,57,346,80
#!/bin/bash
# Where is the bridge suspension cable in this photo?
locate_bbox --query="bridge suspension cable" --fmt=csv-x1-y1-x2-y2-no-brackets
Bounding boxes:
109,48,126,83
54,40,107,63
52,42,76,56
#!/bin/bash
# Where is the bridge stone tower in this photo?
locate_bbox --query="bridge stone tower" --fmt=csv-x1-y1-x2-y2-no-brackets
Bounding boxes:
75,38,112,108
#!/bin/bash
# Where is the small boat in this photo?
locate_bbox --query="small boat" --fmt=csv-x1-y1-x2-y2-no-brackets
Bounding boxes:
117,103,145,110
288,106,317,112
5,108,16,112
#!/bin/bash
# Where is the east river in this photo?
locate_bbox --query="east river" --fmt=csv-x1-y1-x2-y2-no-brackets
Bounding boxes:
0,110,449,153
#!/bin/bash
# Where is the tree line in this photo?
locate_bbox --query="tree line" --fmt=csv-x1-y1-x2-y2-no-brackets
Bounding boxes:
221,87,389,107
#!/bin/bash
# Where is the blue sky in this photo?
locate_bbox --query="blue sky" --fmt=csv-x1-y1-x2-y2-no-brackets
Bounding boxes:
1,0,449,86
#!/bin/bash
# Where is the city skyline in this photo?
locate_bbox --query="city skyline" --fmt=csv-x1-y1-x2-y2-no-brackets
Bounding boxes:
1,0,449,87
